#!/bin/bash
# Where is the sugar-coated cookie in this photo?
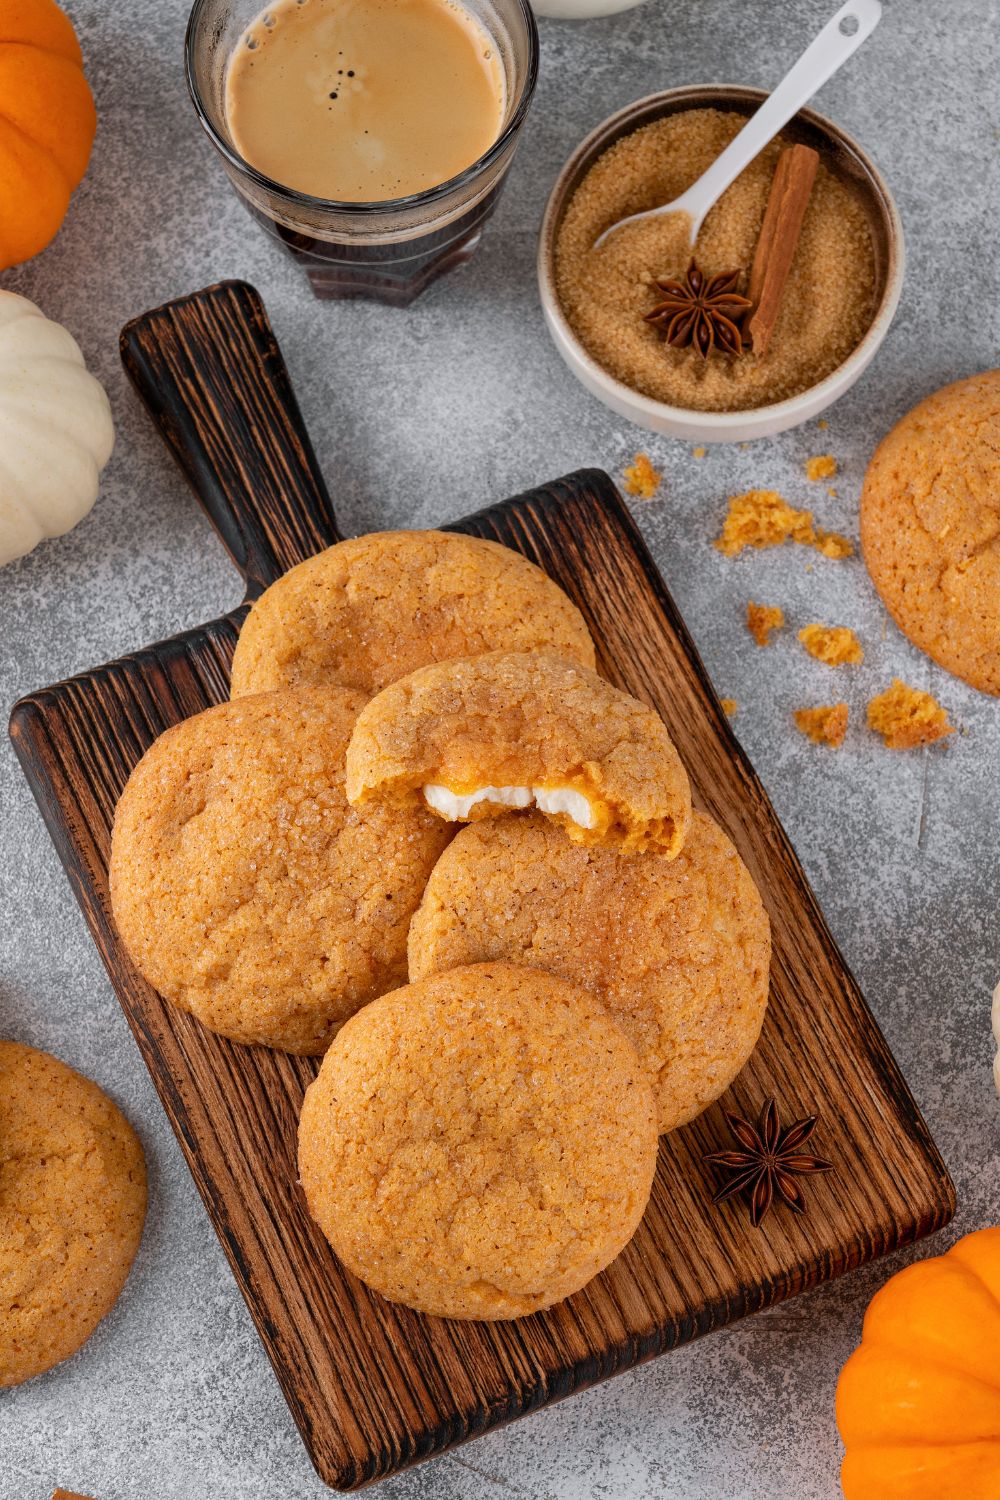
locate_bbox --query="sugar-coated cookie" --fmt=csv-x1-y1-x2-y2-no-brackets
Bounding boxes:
0,1043,146,1387
229,530,596,699
409,810,770,1133
110,686,450,1054
298,963,658,1320
861,370,1000,695
345,651,692,857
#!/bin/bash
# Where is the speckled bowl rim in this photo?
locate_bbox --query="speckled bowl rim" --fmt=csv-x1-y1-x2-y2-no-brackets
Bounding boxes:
538,85,905,440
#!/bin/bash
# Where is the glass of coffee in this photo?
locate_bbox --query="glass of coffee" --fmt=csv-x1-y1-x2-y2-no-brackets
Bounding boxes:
186,0,538,305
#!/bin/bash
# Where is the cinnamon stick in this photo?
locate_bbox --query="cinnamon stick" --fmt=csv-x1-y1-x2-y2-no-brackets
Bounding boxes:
744,144,819,357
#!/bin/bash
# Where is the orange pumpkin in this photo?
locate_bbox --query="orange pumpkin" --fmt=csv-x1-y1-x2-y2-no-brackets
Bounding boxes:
0,0,96,269
837,1227,1000,1499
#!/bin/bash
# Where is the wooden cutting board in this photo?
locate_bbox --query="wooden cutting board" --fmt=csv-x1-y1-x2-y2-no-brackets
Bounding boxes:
9,282,954,1492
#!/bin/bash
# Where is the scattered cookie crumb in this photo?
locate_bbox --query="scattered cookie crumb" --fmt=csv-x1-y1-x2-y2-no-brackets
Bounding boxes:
715,490,814,554
806,454,838,481
867,679,955,749
794,703,848,748
813,527,854,559
622,453,662,499
747,601,785,647
692,446,707,459
827,486,838,499
714,489,854,559
817,418,829,430
720,698,738,717
798,623,864,666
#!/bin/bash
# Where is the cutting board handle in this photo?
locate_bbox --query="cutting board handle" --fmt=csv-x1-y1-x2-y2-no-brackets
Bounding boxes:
120,280,341,600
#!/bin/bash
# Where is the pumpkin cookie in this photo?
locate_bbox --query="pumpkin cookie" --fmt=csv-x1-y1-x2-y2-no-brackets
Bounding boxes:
409,811,770,1133
110,686,450,1054
298,963,658,1319
861,371,1000,695
1,1043,146,1387
345,652,691,857
229,530,596,699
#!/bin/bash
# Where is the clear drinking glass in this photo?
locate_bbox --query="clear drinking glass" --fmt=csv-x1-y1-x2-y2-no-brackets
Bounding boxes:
185,0,538,305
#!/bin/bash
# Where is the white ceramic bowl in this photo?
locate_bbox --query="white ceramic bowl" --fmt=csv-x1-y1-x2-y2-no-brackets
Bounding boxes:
531,0,647,18
538,85,905,444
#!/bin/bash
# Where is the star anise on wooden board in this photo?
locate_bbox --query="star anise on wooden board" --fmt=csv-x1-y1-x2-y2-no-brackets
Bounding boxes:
703,1098,835,1228
644,258,752,358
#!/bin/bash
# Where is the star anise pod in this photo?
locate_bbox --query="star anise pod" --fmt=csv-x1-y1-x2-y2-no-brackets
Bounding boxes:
703,1098,835,1228
645,258,752,358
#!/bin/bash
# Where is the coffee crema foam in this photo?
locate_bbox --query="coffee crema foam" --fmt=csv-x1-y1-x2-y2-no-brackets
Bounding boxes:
225,0,506,202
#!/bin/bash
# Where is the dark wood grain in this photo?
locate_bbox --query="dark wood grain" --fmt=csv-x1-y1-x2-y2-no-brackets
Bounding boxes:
10,283,954,1492
120,281,341,596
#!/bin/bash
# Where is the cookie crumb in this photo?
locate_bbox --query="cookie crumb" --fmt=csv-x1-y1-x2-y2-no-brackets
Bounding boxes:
720,697,738,717
747,601,785,647
806,453,838,481
715,490,854,560
867,679,955,749
715,490,814,555
623,453,662,499
813,527,854,559
692,445,707,459
794,703,848,747
817,418,829,429
798,623,864,666
827,486,838,499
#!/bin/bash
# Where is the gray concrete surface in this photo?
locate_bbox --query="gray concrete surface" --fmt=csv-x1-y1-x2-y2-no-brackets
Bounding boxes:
1,0,998,1495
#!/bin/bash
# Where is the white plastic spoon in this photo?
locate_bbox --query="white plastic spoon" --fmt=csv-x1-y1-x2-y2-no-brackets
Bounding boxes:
593,0,882,250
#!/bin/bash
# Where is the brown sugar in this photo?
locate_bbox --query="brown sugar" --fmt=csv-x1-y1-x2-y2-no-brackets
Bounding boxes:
554,110,876,413
798,623,864,666
806,454,838,481
715,489,853,559
794,704,848,747
747,601,785,646
623,452,662,499
867,679,955,749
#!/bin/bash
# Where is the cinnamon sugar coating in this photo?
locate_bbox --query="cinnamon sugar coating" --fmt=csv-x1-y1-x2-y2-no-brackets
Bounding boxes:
298,963,658,1319
110,686,450,1054
230,530,595,699
408,811,770,1134
861,371,1000,695
1,1043,147,1387
345,651,692,857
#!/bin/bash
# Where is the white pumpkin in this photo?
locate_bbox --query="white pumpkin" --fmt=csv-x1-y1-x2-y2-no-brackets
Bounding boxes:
0,291,114,567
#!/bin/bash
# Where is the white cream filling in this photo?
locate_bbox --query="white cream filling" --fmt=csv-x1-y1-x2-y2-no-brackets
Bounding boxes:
422,783,596,829
532,785,596,829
